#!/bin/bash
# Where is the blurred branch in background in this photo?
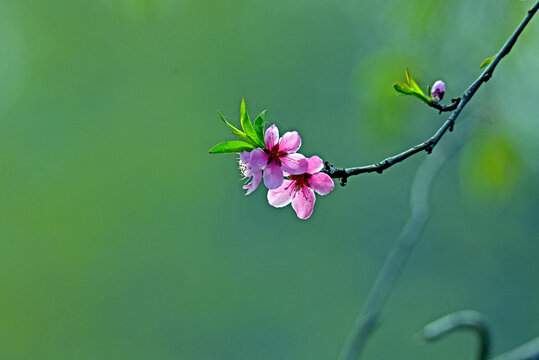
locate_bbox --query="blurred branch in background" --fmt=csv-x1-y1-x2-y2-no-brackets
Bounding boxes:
338,120,477,360
422,311,539,360
324,0,539,186
492,337,539,360
423,310,491,360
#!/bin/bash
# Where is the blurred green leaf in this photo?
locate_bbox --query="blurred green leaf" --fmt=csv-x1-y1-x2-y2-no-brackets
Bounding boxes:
254,110,267,146
240,98,264,147
460,132,522,199
355,51,421,139
479,56,494,69
209,141,255,154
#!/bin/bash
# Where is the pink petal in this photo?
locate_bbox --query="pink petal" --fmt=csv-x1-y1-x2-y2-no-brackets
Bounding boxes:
263,161,284,189
243,170,262,195
306,155,324,174
308,172,334,195
239,150,250,164
264,124,279,150
250,148,268,169
278,131,301,153
291,185,316,220
267,180,295,207
280,153,308,175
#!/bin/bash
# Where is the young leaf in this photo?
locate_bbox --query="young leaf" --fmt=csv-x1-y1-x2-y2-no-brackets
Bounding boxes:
405,69,427,97
410,91,432,105
217,111,258,145
393,82,414,95
254,110,267,146
209,141,255,154
240,98,264,147
393,82,431,104
218,111,242,133
479,57,494,69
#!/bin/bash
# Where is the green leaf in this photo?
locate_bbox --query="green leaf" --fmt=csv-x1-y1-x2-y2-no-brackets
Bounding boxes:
410,91,432,105
460,133,522,200
393,82,431,104
405,69,420,93
217,111,257,145
254,110,267,145
405,69,429,99
209,141,255,154
479,57,494,69
218,111,241,133
240,98,264,147
393,82,414,95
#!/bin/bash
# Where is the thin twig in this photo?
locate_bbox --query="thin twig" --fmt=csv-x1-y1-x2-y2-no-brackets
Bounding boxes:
428,98,461,113
423,310,491,360
323,0,539,186
337,120,475,360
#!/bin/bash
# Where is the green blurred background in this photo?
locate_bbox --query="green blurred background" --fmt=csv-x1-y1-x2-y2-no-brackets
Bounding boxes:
1,0,538,359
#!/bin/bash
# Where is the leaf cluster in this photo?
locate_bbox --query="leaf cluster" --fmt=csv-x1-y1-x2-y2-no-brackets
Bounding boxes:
393,69,433,104
209,99,268,154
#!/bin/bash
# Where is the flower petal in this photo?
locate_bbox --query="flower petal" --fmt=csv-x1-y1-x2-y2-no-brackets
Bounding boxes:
306,155,324,174
263,161,284,189
239,150,251,164
249,148,268,169
308,172,334,195
291,185,316,220
264,124,279,150
267,180,295,207
281,153,308,175
243,170,262,195
278,131,301,153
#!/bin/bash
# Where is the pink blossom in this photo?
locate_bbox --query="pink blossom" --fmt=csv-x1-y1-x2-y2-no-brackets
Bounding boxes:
431,80,445,102
238,150,263,195
251,124,309,190
267,155,334,219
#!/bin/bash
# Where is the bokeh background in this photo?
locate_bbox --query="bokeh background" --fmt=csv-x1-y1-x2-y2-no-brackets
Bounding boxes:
1,0,538,359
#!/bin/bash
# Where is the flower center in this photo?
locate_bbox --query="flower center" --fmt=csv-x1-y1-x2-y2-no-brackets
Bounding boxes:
288,173,311,190
264,145,287,166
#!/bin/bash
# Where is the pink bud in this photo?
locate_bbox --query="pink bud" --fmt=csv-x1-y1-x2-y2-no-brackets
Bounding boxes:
431,80,445,102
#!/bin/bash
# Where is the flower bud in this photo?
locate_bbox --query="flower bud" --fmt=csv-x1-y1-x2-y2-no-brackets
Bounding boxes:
430,80,445,102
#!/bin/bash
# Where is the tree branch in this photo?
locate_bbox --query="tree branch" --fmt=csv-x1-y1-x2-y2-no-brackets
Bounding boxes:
323,0,539,186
